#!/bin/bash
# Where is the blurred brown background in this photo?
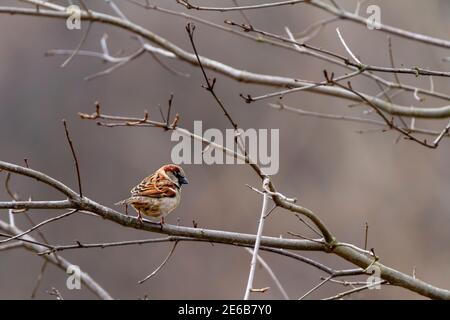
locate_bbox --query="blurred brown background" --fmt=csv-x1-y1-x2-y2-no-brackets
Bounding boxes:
1,0,450,299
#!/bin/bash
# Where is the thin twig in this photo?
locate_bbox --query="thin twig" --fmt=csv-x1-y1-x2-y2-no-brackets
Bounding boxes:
177,0,306,12
63,120,83,197
0,210,77,244
432,121,450,147
60,21,92,68
322,280,387,300
31,261,49,298
327,76,442,149
247,68,364,103
294,214,323,238
138,241,179,284
299,275,333,300
227,20,450,78
0,233,53,249
245,248,289,299
232,0,252,25
306,0,450,49
166,93,174,129
299,268,369,299
185,23,238,131
0,220,112,300
269,102,384,126
105,0,188,77
364,222,369,250
336,27,361,65
387,37,401,86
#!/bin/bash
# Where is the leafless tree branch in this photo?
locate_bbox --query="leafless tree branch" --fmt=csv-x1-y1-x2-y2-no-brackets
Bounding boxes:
2,4,450,119
0,219,112,299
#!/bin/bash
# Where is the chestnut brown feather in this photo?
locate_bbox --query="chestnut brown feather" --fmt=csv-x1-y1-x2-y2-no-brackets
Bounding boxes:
115,164,187,223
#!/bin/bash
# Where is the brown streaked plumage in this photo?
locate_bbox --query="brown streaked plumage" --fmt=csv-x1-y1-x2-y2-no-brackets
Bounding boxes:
116,164,188,224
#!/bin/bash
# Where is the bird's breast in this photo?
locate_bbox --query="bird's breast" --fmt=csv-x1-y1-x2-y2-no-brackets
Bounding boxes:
131,194,180,218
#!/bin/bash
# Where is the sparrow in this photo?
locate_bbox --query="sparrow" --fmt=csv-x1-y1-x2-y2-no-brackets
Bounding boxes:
116,164,188,224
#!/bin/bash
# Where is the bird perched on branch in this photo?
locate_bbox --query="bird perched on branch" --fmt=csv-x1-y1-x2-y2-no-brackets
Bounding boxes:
116,164,188,224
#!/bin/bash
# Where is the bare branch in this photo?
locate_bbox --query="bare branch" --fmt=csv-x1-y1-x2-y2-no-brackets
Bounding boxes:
60,21,92,68
1,159,449,299
307,0,450,49
0,160,79,198
322,280,387,300
432,121,450,147
62,120,83,197
0,200,73,210
31,261,48,298
177,0,306,12
226,20,450,78
244,178,270,300
0,220,112,300
245,248,289,299
2,6,450,118
0,210,77,244
269,102,450,138
336,27,361,65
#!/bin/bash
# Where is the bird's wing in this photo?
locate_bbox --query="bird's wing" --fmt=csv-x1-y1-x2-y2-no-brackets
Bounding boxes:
131,173,177,198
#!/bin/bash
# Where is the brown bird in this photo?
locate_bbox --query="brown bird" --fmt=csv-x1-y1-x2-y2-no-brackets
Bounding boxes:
116,164,188,224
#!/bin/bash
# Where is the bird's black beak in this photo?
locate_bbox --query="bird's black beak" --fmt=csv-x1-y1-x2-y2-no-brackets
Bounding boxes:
179,176,189,185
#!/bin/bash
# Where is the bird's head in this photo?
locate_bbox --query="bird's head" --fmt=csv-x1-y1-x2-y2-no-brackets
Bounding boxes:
160,164,189,188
